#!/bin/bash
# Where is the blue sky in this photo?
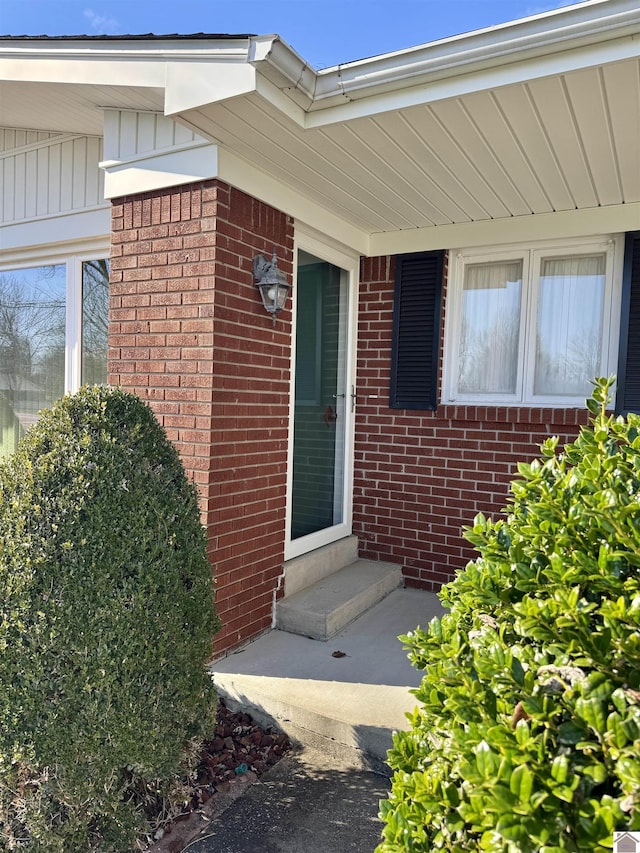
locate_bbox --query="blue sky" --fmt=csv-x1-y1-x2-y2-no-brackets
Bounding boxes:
1,0,582,68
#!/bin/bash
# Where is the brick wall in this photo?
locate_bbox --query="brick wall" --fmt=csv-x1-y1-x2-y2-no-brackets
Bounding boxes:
354,255,589,590
107,187,591,641
109,180,294,654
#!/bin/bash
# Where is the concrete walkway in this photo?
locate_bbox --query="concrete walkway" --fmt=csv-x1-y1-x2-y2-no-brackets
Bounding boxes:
181,745,391,853
186,586,445,852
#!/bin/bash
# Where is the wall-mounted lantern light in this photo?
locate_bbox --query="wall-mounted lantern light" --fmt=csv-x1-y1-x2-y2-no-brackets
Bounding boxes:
253,251,291,325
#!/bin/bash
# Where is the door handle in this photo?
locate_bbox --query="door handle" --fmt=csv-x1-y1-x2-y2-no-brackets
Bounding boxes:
332,388,356,412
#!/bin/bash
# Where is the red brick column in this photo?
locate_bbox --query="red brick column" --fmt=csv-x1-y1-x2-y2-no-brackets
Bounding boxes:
109,181,294,654
354,255,588,591
209,187,293,651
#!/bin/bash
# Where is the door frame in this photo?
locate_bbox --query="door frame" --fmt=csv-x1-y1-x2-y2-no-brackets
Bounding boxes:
284,225,359,561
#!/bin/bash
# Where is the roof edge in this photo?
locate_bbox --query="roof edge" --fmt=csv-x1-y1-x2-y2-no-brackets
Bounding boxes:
310,0,640,105
0,33,256,41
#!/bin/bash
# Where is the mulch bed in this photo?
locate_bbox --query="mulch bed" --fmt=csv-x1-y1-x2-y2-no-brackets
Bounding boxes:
192,699,291,794
142,699,291,852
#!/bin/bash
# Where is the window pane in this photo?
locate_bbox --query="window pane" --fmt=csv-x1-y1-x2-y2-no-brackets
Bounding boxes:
82,258,110,385
0,265,66,456
458,260,522,394
534,254,605,396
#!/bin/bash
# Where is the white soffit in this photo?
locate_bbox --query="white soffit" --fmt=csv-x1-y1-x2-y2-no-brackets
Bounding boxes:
0,79,166,136
175,0,640,248
217,147,370,255
178,52,640,245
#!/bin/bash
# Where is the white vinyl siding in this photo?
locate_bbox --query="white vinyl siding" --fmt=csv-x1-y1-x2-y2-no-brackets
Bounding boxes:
1,134,105,224
0,128,63,152
102,110,202,161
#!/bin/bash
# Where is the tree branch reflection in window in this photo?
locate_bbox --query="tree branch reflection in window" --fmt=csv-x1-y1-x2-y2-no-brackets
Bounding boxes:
0,264,66,455
82,258,110,385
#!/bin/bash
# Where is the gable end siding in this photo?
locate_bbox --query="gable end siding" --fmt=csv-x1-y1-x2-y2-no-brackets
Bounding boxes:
389,250,444,410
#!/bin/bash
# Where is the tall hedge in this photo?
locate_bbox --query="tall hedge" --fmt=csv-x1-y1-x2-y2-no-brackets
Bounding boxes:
379,378,640,852
0,386,220,851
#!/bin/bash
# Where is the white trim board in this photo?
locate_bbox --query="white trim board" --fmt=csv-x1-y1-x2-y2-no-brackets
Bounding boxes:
369,203,640,256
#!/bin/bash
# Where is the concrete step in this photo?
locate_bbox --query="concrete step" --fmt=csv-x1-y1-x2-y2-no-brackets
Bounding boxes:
275,558,402,640
210,588,446,768
212,672,407,772
282,535,359,598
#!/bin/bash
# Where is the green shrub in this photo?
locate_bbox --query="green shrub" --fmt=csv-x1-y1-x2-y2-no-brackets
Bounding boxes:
0,385,220,851
379,378,640,852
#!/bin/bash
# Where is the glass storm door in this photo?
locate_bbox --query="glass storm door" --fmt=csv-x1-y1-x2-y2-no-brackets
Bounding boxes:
290,250,350,548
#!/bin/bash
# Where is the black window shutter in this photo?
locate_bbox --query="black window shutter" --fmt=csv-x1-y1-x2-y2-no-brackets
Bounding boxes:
389,250,444,410
616,231,640,415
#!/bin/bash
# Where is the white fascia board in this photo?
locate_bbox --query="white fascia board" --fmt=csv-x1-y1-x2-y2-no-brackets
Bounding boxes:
164,35,315,120
0,37,252,81
101,142,219,199
369,202,640,256
0,38,257,115
305,34,640,128
0,54,166,88
0,36,253,57
217,147,369,256
0,207,110,258
164,61,258,115
311,0,639,102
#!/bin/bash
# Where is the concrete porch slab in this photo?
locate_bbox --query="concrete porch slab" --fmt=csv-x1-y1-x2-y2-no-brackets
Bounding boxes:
210,587,445,769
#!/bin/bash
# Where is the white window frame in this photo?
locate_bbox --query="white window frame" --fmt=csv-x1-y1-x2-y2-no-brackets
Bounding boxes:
0,237,110,396
442,235,624,407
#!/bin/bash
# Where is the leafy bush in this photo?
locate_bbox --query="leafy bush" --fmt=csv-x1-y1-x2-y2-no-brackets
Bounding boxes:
0,385,220,851
379,378,640,852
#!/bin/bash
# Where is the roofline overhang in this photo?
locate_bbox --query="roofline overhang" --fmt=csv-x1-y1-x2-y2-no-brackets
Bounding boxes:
313,0,640,101
0,36,258,94
255,0,640,127
1,0,638,127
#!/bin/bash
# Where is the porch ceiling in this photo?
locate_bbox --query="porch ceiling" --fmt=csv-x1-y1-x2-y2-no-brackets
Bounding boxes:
179,54,640,238
0,80,165,136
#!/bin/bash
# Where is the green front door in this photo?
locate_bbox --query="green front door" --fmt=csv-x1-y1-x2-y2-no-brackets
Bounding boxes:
291,251,349,541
